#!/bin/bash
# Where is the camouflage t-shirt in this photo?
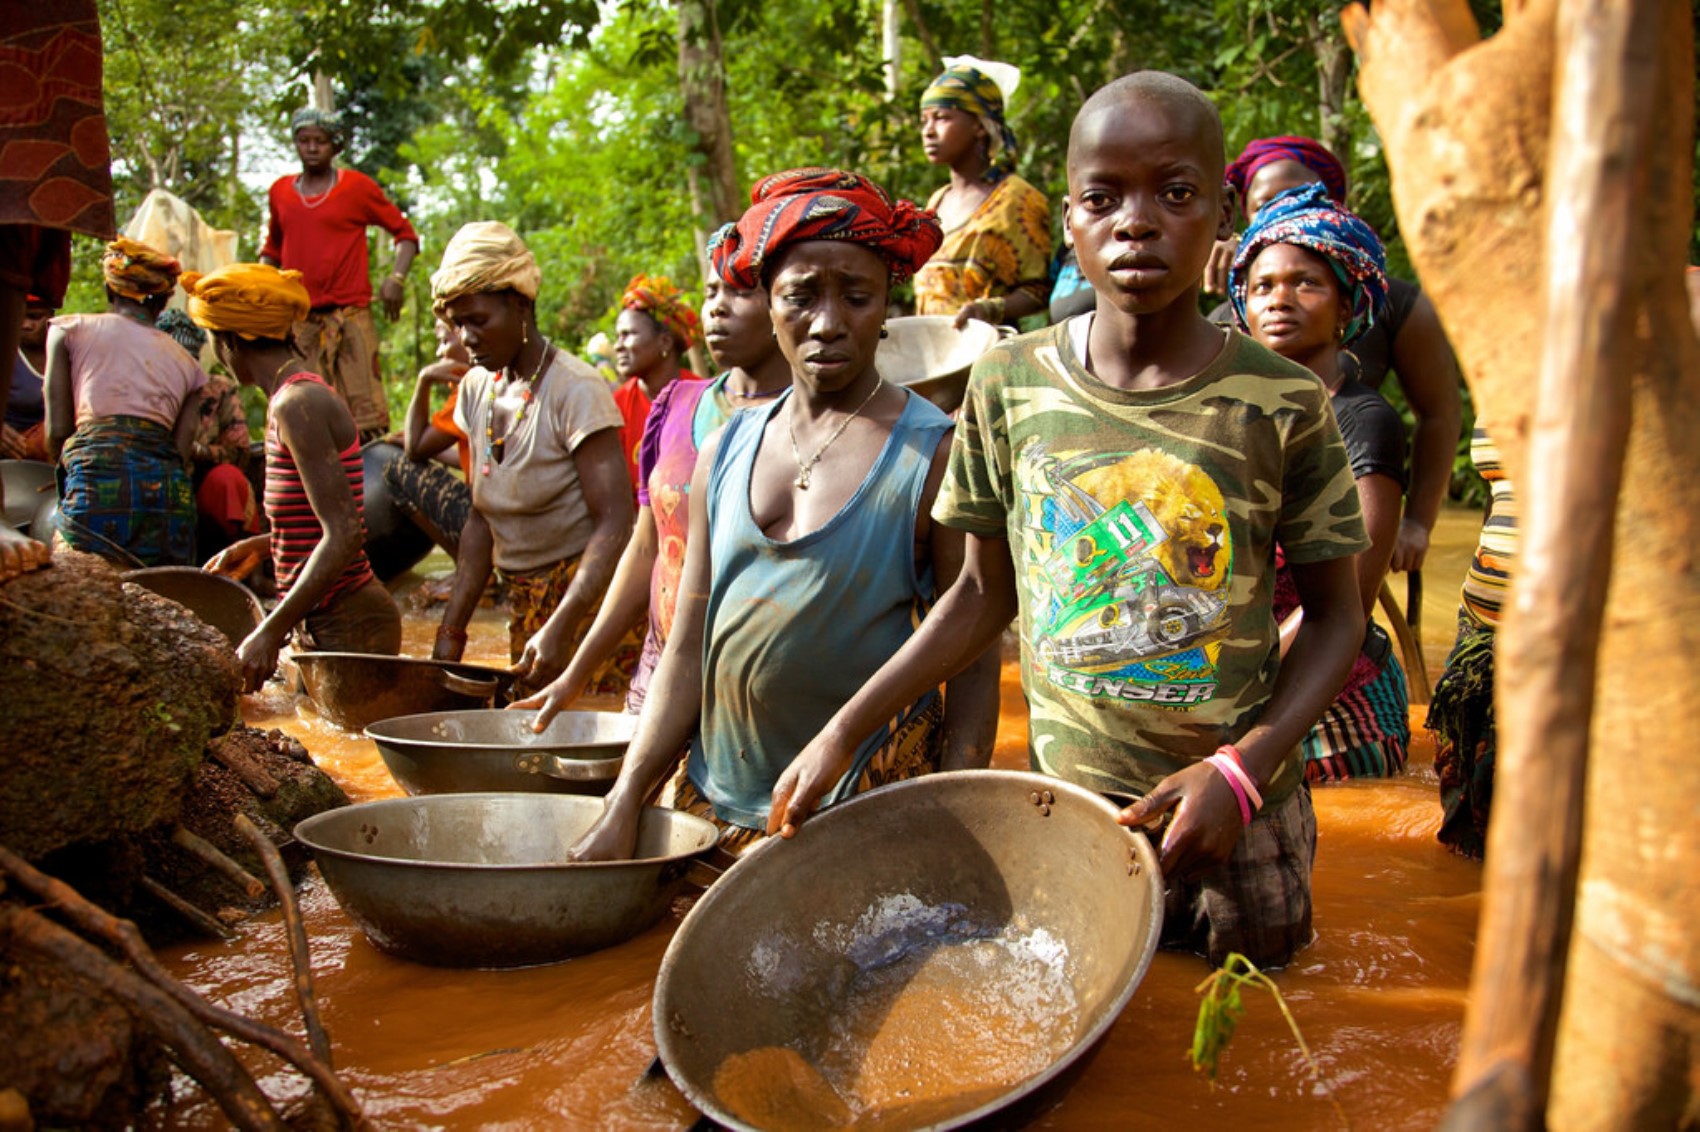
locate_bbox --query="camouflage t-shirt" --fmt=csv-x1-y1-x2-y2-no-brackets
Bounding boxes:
934,317,1368,806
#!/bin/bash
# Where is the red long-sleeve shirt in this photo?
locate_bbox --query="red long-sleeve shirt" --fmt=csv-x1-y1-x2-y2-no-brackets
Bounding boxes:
261,168,418,309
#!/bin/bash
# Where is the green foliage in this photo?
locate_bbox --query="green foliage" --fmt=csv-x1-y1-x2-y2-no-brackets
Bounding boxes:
1193,952,1348,1127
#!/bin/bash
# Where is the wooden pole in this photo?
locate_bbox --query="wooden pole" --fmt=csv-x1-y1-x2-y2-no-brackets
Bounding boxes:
1441,3,1659,1127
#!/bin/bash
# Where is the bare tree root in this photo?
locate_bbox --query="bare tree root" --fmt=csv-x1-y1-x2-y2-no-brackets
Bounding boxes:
0,903,285,1132
0,843,365,1128
234,815,334,1067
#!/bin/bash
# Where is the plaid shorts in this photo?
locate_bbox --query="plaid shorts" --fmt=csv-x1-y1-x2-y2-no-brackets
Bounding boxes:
1158,784,1317,969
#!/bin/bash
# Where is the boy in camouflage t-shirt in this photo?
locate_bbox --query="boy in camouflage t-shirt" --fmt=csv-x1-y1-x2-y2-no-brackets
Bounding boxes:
770,73,1368,968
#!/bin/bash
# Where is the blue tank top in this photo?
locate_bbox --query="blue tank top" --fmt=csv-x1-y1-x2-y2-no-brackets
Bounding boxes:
686,388,953,829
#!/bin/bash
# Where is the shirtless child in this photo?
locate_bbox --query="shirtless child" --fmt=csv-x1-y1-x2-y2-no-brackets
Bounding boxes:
774,73,1369,968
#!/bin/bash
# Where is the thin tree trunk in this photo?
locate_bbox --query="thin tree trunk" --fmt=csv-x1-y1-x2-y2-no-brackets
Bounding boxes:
882,0,902,100
1308,13,1352,165
899,0,943,74
677,0,740,276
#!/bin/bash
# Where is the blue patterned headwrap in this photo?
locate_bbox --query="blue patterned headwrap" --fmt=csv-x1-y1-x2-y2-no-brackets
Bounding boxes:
1229,182,1388,345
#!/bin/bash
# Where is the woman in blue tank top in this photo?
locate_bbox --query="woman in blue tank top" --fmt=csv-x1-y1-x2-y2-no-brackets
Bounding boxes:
569,169,1001,862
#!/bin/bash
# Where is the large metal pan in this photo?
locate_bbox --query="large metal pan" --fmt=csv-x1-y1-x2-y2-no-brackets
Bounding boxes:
122,566,264,649
878,316,1001,415
1,459,55,530
293,652,516,732
295,793,718,968
364,708,635,796
654,770,1164,1130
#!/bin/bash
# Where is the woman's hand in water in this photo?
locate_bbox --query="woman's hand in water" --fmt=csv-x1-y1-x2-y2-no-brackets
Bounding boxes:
568,798,641,862
766,735,858,839
204,534,269,581
234,624,285,694
1116,761,1244,880
508,670,587,733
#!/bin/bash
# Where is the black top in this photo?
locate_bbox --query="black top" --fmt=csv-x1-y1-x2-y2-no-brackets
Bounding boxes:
1331,377,1408,489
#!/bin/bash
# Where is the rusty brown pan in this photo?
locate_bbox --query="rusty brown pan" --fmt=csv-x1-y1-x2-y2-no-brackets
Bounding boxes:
363,708,635,796
122,566,264,649
295,793,718,968
654,770,1164,1130
293,652,515,731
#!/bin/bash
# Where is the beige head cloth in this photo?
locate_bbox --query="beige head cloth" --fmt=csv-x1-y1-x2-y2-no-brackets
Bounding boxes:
431,221,542,316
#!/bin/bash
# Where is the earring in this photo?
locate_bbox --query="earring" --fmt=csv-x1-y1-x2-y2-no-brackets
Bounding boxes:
522,322,530,348
879,325,890,340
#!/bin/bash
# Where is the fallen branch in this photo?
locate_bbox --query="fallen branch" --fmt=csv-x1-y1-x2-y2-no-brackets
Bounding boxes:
171,824,267,900
0,904,285,1132
140,875,236,941
235,814,333,1068
0,843,364,1127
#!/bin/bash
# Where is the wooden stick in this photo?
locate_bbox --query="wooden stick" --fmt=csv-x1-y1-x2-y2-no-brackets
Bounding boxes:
0,905,285,1132
0,844,365,1127
140,875,236,941
1445,1,1656,1126
171,825,266,900
234,814,333,1069
1377,579,1432,705
207,742,282,799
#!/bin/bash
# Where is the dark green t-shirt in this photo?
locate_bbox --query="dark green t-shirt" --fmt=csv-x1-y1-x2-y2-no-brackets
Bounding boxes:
934,317,1368,804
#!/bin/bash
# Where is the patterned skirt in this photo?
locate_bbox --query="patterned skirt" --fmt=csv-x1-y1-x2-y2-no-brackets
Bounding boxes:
58,416,195,567
668,695,946,861
1302,649,1411,783
500,555,641,697
1427,612,1497,859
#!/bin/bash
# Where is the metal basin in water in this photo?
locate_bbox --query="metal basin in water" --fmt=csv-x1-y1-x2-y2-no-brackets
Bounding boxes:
294,651,516,731
1,459,55,530
122,566,264,649
364,708,635,796
295,793,718,968
878,316,1001,415
654,770,1164,1130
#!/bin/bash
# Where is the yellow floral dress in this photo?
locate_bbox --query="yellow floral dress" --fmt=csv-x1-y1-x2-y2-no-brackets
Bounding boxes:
913,174,1052,317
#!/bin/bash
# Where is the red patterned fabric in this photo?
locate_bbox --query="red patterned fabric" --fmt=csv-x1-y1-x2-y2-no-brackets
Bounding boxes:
711,168,942,290
0,2,114,238
1224,136,1347,205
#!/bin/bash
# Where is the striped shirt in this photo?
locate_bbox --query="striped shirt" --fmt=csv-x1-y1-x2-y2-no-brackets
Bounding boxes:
1460,426,1518,628
263,372,375,608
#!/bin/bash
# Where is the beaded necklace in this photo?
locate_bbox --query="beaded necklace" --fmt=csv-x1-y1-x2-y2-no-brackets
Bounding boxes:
481,344,552,476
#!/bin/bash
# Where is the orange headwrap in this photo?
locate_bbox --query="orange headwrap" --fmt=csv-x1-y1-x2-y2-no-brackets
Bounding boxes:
102,236,181,301
620,273,703,351
181,264,311,341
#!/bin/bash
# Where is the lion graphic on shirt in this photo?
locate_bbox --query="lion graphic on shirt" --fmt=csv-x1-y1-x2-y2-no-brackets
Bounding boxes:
1072,448,1230,591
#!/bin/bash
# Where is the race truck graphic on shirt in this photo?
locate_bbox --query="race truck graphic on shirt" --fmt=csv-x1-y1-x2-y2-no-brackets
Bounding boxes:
1016,441,1232,706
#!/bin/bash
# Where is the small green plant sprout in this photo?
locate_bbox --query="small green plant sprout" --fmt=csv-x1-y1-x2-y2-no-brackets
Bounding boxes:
1191,951,1348,1128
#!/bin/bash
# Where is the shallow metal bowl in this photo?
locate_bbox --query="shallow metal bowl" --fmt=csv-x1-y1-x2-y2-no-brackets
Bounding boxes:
364,708,636,796
294,652,516,732
295,793,718,968
655,770,1164,1130
122,566,264,649
1,459,55,530
878,316,1001,414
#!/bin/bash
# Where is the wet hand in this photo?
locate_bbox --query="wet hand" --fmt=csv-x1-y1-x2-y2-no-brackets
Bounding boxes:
1390,517,1430,573
204,536,266,581
379,276,406,321
510,621,570,693
766,737,856,839
235,626,284,694
1116,762,1244,881
568,802,640,862
508,673,584,733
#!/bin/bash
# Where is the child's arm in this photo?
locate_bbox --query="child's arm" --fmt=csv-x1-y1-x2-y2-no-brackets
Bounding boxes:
767,530,1019,836
1121,553,1364,877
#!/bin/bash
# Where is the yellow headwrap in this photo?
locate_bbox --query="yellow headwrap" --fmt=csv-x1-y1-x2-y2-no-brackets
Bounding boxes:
181,264,312,341
431,221,541,317
102,236,182,301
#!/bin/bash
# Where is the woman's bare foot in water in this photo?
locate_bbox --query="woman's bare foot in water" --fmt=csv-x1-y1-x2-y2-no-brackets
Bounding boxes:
0,523,51,582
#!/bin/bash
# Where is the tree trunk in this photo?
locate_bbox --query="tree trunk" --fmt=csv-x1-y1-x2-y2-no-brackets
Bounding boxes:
677,0,741,270
882,0,902,101
1308,13,1352,166
1343,2,1700,1129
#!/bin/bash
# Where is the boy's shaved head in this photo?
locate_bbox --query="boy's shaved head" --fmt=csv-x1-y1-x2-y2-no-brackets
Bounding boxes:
1070,72,1225,183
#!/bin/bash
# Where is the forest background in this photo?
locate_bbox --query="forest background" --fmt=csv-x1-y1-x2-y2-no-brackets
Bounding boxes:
77,0,1557,498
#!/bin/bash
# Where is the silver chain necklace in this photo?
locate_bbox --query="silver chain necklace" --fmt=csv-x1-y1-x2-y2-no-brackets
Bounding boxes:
786,382,882,490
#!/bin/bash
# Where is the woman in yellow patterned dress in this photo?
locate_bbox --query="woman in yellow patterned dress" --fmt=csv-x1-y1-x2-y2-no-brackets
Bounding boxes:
913,56,1053,328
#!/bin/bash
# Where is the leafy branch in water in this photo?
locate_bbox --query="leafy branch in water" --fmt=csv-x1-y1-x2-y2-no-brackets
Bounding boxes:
1191,951,1349,1128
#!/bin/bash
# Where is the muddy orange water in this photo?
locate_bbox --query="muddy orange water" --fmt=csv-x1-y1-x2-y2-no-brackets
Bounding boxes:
156,506,1487,1129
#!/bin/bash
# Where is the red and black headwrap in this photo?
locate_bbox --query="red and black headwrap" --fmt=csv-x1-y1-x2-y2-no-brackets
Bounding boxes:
710,168,943,291
1224,136,1348,205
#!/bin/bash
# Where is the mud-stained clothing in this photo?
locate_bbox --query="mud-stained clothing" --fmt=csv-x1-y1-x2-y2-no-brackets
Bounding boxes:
686,389,953,831
915,175,1052,318
626,373,739,714
263,372,377,609
935,316,1367,808
292,575,401,657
